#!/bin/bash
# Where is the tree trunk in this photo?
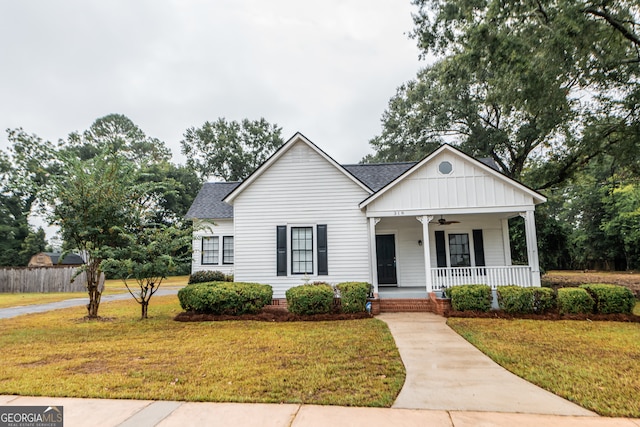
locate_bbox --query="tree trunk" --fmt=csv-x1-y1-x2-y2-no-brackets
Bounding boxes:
141,301,148,319
87,286,102,318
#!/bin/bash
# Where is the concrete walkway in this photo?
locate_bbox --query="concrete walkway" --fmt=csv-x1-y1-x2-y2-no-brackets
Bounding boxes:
377,312,595,415
0,288,181,319
1,395,638,427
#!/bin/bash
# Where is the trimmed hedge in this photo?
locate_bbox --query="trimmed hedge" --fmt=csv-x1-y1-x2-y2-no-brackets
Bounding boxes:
188,270,231,284
336,282,370,313
449,285,492,312
557,288,595,315
178,282,273,315
580,284,635,314
497,286,555,314
286,284,335,315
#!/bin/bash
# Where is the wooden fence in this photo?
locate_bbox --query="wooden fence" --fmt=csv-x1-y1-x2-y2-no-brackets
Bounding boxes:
0,266,89,293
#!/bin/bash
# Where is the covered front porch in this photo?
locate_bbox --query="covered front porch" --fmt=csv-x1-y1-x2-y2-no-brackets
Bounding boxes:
368,212,542,299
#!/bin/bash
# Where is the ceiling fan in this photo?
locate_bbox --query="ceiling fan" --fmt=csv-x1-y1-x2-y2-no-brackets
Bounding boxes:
437,215,460,226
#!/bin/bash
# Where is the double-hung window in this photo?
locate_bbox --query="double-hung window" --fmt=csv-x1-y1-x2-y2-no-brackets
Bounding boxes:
223,236,234,264
448,233,471,267
291,227,313,274
202,236,219,265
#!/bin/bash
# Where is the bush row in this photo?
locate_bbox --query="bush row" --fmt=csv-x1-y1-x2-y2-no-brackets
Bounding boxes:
286,282,371,315
178,281,372,316
178,282,272,315
448,283,635,315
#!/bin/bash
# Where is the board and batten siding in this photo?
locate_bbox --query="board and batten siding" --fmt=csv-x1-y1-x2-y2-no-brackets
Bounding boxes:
232,141,371,298
191,219,235,275
366,151,535,215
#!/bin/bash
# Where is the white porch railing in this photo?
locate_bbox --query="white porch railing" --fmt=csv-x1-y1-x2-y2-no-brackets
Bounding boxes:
431,266,533,290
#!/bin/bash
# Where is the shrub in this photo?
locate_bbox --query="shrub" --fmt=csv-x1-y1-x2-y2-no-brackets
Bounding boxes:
286,284,334,315
449,285,492,312
188,270,226,284
178,282,273,315
580,284,635,314
497,286,556,314
532,287,556,314
336,282,370,313
557,288,595,315
497,286,532,314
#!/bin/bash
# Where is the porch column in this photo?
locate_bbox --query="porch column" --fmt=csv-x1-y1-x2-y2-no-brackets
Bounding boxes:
520,210,541,287
369,217,381,296
501,218,512,266
417,216,434,293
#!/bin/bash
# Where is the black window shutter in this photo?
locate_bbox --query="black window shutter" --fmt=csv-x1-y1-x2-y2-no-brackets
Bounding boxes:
473,229,486,267
435,230,447,268
277,226,287,276
317,224,328,275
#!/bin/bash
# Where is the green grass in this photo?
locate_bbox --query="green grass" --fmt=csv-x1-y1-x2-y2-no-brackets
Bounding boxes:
447,317,640,417
0,295,405,406
0,276,189,309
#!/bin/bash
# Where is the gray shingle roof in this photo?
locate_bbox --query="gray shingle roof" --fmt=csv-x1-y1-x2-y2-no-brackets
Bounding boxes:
44,252,84,265
343,162,416,191
186,156,502,220
185,182,239,219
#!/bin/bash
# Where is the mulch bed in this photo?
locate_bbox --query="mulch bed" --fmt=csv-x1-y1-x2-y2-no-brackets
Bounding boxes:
174,306,372,322
447,310,640,322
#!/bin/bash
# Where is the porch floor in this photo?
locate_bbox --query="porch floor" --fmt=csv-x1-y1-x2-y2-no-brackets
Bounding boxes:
378,286,428,299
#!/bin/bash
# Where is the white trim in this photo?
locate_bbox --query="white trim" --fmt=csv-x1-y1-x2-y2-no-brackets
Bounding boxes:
359,144,547,209
224,133,372,204
365,205,539,218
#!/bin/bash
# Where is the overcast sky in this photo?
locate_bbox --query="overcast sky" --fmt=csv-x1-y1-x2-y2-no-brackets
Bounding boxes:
0,0,426,165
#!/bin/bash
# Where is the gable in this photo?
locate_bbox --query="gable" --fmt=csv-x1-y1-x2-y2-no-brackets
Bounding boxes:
232,140,371,208
361,146,546,214
224,133,371,204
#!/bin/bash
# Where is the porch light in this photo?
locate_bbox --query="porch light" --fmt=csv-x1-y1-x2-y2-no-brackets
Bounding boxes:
418,240,423,246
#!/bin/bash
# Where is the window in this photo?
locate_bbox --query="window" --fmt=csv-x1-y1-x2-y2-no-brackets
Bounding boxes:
291,227,313,274
438,161,453,175
223,236,234,264
448,233,471,267
202,236,219,265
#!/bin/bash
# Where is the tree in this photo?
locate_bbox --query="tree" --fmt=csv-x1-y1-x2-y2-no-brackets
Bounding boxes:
368,0,640,189
0,129,57,266
181,118,283,182
61,114,172,166
48,152,148,318
19,227,47,262
101,225,192,319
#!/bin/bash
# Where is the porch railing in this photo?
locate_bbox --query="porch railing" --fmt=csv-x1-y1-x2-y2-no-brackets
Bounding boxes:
431,266,533,290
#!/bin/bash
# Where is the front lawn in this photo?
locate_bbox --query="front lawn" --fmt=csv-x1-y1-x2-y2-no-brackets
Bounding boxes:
448,317,640,417
0,295,405,407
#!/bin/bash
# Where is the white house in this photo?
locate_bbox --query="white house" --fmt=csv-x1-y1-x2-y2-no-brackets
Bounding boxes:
186,132,546,299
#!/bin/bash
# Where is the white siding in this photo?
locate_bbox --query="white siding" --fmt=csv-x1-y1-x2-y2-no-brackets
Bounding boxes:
191,219,235,275
367,151,535,215
232,141,371,298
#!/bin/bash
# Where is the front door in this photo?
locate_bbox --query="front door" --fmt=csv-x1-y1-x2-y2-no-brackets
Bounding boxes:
376,234,397,285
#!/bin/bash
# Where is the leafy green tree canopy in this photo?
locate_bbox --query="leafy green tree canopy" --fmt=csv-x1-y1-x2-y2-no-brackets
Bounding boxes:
181,118,283,182
61,113,172,165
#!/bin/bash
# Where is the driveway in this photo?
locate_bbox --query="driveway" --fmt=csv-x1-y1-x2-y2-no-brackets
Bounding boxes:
0,288,181,319
377,312,595,416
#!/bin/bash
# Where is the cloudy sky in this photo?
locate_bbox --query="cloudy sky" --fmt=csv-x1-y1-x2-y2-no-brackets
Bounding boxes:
0,0,426,165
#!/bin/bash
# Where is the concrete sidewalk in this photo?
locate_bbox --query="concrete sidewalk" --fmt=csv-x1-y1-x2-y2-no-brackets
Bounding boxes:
378,312,594,415
0,288,181,319
2,395,638,427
